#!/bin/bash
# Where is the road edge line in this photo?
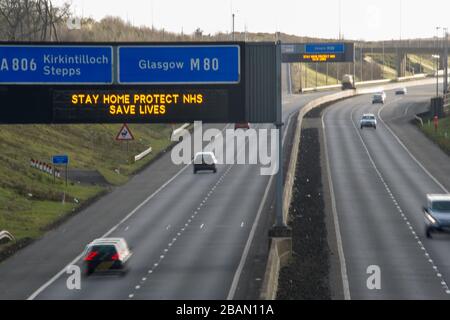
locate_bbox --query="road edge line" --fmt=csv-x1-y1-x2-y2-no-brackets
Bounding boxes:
27,125,231,300
377,103,449,193
322,107,351,300
226,112,295,300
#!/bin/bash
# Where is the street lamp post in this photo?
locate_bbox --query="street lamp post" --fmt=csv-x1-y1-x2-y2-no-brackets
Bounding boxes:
232,13,235,41
444,28,449,95
436,27,441,97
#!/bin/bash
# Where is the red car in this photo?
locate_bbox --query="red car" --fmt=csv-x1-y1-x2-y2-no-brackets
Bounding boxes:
234,123,250,130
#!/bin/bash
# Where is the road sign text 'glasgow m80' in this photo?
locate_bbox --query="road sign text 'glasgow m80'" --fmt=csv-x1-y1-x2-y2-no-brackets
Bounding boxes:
0,42,278,124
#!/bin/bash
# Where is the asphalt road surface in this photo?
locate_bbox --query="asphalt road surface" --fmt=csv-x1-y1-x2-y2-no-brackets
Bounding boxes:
0,68,333,299
323,84,450,299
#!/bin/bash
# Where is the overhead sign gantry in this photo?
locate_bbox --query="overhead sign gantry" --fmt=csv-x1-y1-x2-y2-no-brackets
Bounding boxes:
282,42,355,63
0,42,277,124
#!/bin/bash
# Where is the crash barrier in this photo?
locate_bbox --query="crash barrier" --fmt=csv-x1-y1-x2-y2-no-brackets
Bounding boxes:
415,115,424,127
30,159,61,178
396,73,428,82
300,74,429,93
0,231,15,243
134,147,153,162
260,77,439,300
171,123,190,141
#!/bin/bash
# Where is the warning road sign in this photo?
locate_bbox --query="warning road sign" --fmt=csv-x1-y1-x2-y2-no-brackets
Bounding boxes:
116,124,134,141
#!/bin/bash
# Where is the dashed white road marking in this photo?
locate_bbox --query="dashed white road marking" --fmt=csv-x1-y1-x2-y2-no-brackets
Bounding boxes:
127,162,234,298
350,104,450,295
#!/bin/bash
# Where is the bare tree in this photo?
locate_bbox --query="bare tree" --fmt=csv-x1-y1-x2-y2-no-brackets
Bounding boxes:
0,0,70,41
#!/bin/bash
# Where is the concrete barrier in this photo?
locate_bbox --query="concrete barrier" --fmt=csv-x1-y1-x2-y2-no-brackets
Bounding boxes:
260,77,439,300
282,90,356,223
259,237,292,300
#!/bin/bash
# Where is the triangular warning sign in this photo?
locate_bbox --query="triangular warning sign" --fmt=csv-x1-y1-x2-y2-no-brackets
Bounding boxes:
116,123,134,141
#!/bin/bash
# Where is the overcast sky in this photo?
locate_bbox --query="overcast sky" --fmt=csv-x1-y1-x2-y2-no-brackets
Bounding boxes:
55,0,450,41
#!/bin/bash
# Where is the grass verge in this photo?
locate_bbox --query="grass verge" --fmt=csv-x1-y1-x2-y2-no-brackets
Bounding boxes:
0,123,173,258
418,115,450,155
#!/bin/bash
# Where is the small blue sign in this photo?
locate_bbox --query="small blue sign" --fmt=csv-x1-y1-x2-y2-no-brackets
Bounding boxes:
0,45,113,84
305,43,345,54
52,155,69,165
118,45,240,84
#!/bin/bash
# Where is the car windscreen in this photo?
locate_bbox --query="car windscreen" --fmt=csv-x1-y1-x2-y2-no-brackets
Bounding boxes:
202,154,214,164
362,116,375,120
194,154,214,164
432,201,450,212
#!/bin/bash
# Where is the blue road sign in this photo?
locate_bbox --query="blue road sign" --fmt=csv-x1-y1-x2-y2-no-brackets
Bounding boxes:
305,43,345,54
52,155,69,165
118,45,240,84
0,45,113,84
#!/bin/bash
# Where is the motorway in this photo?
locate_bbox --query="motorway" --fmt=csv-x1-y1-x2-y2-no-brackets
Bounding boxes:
0,64,334,299
323,84,450,299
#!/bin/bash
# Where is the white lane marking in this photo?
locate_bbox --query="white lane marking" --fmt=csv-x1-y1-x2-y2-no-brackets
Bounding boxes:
28,124,233,300
27,156,194,300
240,222,245,228
227,172,275,300
226,110,297,300
350,104,450,295
378,103,449,193
322,107,351,300
200,223,205,229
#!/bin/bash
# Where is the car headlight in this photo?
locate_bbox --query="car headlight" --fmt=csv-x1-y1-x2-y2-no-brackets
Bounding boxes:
426,213,437,225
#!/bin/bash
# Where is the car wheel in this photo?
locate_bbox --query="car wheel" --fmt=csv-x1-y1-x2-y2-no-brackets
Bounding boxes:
426,227,432,239
83,265,93,277
360,126,363,130
193,169,197,174
213,168,217,173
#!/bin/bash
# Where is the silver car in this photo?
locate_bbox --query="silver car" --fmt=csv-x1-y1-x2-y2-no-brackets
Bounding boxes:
423,194,450,238
360,113,377,130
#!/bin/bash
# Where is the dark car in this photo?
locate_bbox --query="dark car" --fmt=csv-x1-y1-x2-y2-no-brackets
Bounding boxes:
372,93,385,104
82,238,132,276
395,87,407,95
193,152,217,174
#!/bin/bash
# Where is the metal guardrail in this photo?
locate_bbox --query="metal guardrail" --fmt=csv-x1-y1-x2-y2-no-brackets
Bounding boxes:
359,39,440,49
299,75,429,93
134,147,152,162
415,115,424,127
0,231,15,243
170,123,190,141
